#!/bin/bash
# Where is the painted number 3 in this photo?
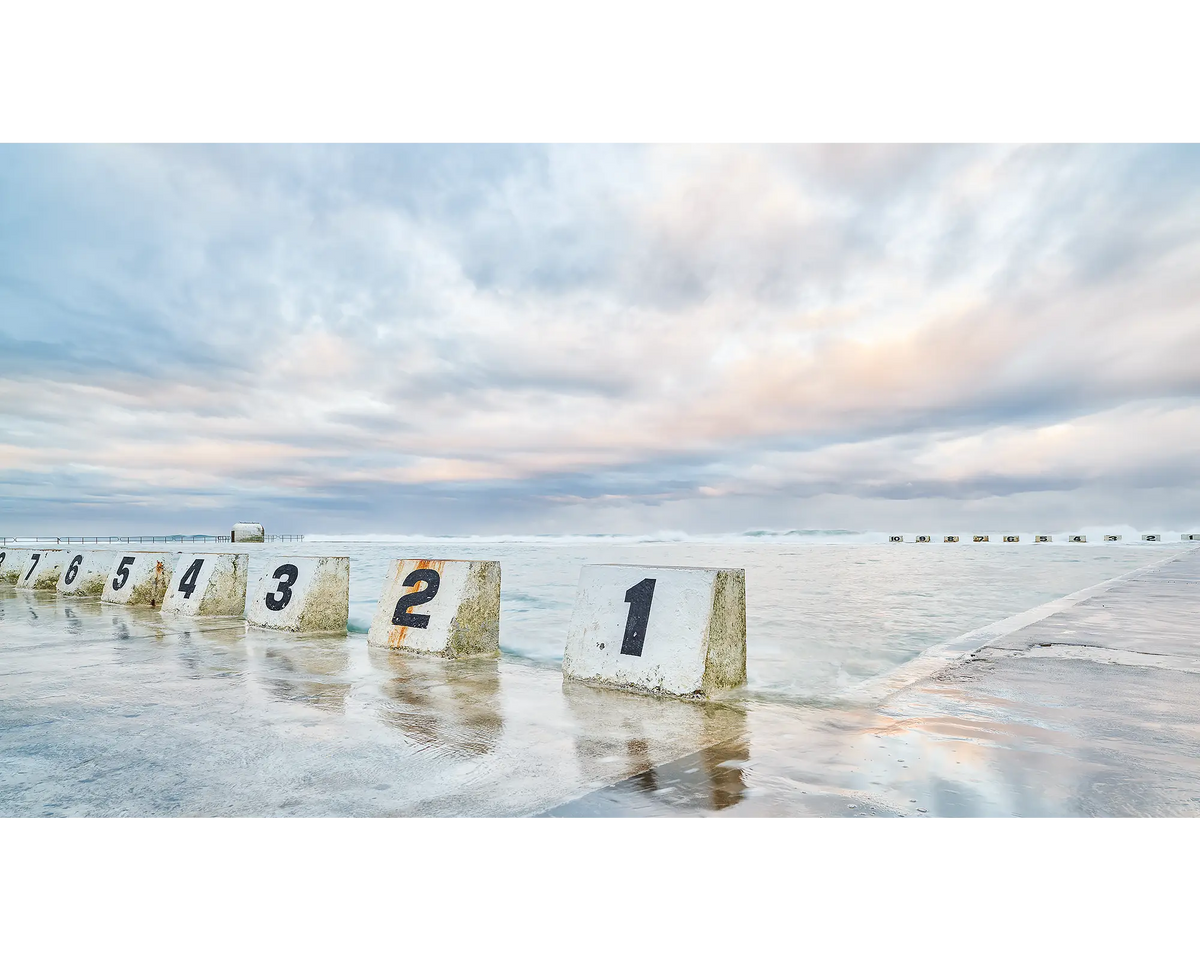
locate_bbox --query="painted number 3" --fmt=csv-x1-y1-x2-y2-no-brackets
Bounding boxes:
620,578,656,657
392,569,440,628
265,563,299,611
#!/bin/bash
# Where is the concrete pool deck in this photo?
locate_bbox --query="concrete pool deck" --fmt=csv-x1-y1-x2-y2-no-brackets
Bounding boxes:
2,546,1197,816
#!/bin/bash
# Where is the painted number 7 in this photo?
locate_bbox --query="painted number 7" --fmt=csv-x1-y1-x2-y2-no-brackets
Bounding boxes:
620,578,656,657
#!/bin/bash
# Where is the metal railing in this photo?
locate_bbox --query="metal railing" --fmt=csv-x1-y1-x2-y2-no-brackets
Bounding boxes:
0,534,305,545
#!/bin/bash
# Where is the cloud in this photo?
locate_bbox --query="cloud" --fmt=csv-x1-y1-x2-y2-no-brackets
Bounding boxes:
1,144,1198,534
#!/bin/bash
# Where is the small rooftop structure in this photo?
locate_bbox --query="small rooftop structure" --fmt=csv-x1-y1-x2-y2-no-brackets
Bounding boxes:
231,522,265,543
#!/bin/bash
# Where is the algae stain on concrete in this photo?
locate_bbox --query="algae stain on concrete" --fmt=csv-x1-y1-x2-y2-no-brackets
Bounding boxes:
447,561,501,659
700,568,747,694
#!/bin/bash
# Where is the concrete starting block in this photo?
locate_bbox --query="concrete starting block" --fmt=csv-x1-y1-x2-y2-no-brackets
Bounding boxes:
1184,534,1200,541
1035,535,1053,543
1069,535,1087,543
888,535,903,543
562,564,747,699
57,551,113,597
246,556,349,632
0,548,31,584
368,559,501,658
15,550,64,591
1104,535,1122,541
161,553,249,616
1142,534,1161,542
101,552,178,607
915,535,931,543
944,536,959,543
973,535,989,543
1003,535,1019,543
231,522,265,543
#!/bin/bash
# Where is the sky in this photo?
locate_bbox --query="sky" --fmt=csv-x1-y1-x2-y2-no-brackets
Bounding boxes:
1,144,1198,536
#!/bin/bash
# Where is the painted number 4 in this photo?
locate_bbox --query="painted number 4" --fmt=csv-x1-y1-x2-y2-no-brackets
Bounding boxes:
620,578,655,657
177,559,204,599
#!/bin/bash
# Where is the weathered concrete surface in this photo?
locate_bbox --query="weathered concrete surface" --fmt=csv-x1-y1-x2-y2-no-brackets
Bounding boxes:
161,553,248,617
562,564,747,698
246,556,349,632
547,547,1200,816
15,550,64,591
101,552,177,607
0,548,31,585
56,551,113,597
368,559,500,658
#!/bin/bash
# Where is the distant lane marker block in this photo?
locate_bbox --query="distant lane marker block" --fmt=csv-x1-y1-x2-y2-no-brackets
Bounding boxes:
1069,535,1087,543
15,550,64,591
161,553,249,616
1142,534,1161,542
973,535,989,543
57,551,113,597
1104,535,1122,542
0,548,32,584
368,559,500,658
562,564,747,699
1035,535,1052,543
246,556,349,632
1003,535,1019,543
916,535,931,543
1184,534,1200,541
944,536,959,543
888,535,903,543
102,552,178,607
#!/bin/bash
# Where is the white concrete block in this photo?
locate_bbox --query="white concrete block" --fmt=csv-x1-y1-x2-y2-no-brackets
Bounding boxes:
1142,534,1161,542
246,556,349,632
231,522,265,543
161,553,249,616
973,535,990,542
1184,534,1200,541
1003,535,1020,543
0,548,31,584
915,535,931,543
15,550,64,591
1035,535,1053,543
562,564,747,699
101,552,178,607
1069,535,1087,543
1104,535,1122,542
367,559,500,658
888,535,903,543
57,551,113,597
944,536,959,543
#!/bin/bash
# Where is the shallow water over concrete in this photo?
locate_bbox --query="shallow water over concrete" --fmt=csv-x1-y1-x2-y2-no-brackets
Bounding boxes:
1,543,1196,816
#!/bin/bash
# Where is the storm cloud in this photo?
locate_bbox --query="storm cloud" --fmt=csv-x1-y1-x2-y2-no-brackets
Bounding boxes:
1,144,1197,535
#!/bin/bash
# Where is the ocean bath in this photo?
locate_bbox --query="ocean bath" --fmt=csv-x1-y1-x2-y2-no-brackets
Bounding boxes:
0,536,1195,816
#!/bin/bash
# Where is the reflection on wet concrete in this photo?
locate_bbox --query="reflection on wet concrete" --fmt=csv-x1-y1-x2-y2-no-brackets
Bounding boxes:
249,628,351,714
367,646,503,755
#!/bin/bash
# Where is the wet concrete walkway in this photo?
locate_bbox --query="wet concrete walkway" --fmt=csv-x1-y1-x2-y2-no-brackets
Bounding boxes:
548,546,1200,815
2,547,1197,816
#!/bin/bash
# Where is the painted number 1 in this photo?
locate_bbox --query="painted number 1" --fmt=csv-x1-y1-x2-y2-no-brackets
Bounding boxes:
620,578,656,657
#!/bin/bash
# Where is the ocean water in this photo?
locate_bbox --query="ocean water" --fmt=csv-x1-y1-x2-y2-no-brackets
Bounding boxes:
266,534,1162,702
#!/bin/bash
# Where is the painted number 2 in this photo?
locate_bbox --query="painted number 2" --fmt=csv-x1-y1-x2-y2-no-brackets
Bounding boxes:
177,558,204,599
620,578,656,657
392,568,440,628
265,563,299,611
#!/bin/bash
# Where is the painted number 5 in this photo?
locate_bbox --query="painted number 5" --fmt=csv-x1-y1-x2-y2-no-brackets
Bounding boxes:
392,568,440,628
620,578,656,657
